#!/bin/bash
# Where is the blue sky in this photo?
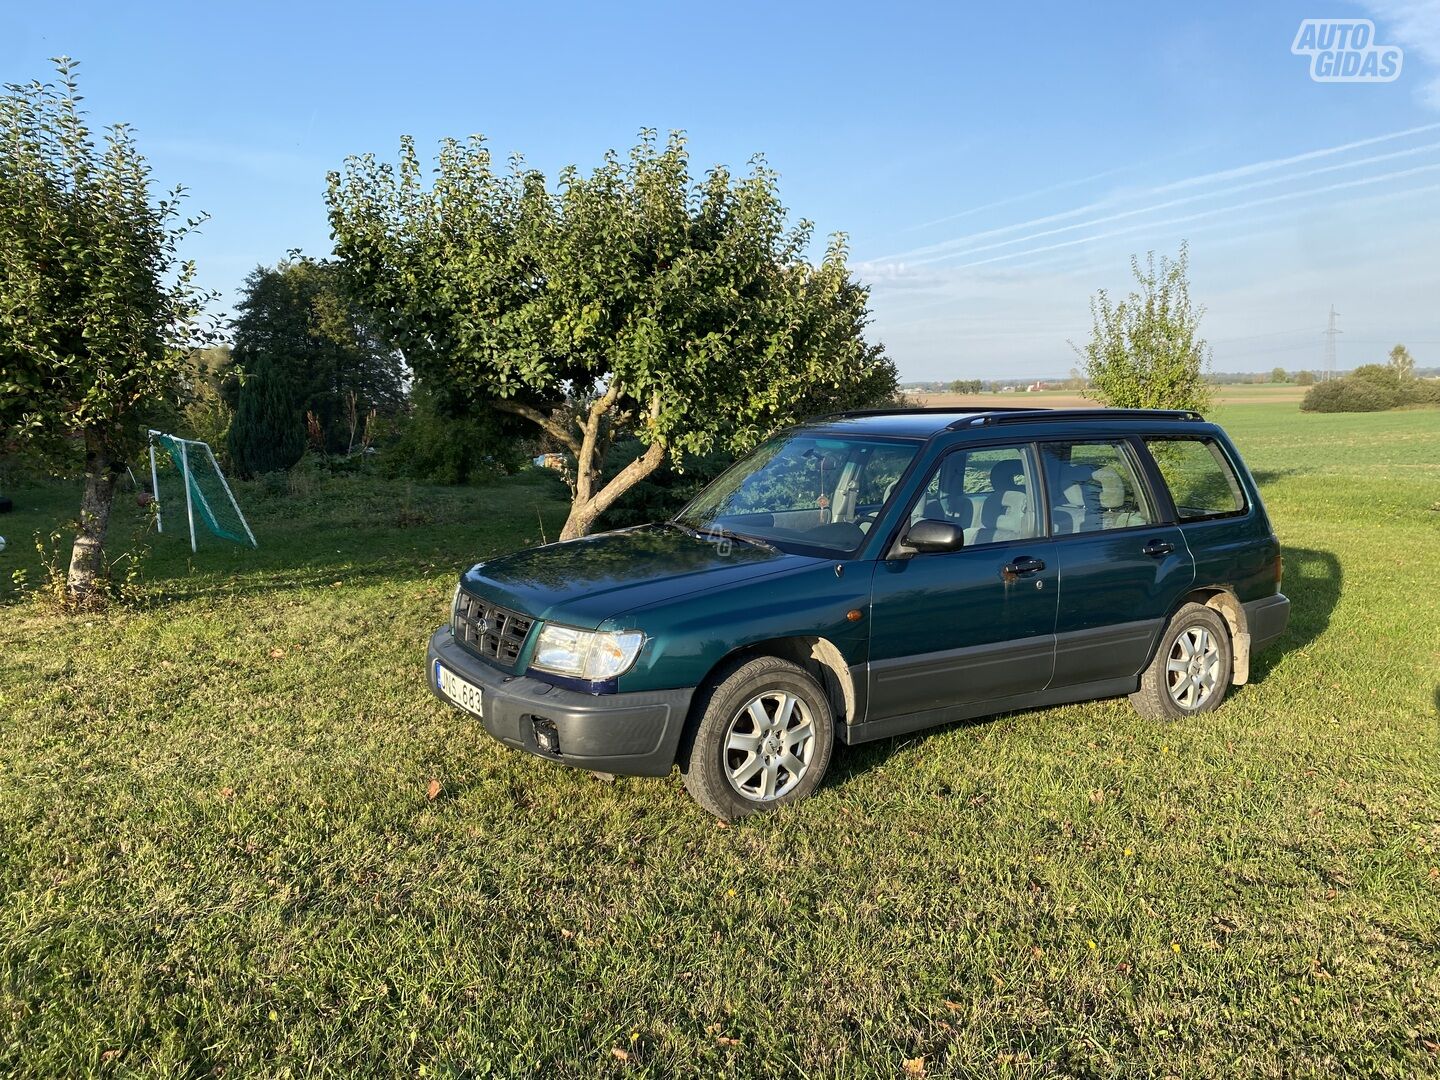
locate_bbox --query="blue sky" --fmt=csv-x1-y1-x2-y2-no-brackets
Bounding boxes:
6,1,1439,380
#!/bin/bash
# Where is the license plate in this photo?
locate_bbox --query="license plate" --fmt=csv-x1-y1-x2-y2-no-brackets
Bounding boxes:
435,661,484,719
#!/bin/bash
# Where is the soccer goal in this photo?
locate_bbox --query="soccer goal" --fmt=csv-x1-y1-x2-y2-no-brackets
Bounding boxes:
147,431,257,551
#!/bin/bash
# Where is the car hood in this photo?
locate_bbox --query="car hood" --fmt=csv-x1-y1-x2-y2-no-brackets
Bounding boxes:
460,524,824,628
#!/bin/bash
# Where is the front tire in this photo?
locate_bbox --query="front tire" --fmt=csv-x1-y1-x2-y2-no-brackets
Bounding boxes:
679,655,834,820
1131,602,1233,720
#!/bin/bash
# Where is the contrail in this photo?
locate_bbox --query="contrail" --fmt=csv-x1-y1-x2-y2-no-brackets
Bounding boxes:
938,165,1440,271
909,140,1440,267
879,122,1440,262
906,165,1135,232
986,180,1440,279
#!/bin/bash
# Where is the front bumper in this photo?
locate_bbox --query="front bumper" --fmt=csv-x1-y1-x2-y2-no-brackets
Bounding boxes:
425,626,694,777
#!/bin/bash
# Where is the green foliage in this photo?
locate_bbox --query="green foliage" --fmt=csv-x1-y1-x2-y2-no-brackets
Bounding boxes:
1073,243,1213,415
0,59,215,463
1295,370,1315,386
382,382,535,485
140,348,236,462
327,129,895,537
948,379,983,394
1270,367,1287,384
228,257,404,456
0,58,215,602
1302,361,1440,413
227,367,305,476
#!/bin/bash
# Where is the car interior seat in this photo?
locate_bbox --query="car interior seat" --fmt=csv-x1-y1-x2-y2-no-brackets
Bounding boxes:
1051,464,1100,534
1094,465,1146,528
914,453,974,534
975,459,1032,544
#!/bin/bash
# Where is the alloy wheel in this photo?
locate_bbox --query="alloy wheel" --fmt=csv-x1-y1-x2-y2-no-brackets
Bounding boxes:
722,690,816,801
1166,625,1222,710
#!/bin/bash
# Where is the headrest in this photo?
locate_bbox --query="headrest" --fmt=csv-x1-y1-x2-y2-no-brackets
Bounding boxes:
1059,465,1098,507
989,459,1024,491
1094,466,1127,510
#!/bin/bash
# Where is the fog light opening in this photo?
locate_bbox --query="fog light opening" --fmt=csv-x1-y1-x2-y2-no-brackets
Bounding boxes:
531,716,561,756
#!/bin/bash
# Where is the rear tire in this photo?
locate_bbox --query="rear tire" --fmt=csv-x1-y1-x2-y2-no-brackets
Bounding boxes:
679,655,834,820
1131,603,1232,720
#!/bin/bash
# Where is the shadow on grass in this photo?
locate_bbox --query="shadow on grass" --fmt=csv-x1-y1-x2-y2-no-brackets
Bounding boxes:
827,717,999,791
1250,467,1315,486
1249,546,1341,683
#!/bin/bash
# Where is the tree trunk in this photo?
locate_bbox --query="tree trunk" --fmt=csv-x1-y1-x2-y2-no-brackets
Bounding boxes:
558,392,667,541
67,431,121,605
558,434,666,540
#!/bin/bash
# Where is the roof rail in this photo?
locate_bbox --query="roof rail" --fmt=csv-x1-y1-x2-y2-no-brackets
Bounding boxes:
949,408,1203,429
822,406,1044,420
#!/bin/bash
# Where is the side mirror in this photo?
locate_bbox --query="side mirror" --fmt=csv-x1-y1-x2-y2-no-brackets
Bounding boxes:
904,518,965,554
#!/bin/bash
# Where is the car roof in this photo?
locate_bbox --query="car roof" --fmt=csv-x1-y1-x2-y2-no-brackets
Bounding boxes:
803,406,1210,440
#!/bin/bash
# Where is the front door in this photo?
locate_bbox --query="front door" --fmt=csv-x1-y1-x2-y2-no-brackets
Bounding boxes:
867,442,1059,724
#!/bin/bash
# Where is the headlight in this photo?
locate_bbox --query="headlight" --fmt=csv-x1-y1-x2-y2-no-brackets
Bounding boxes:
531,624,645,681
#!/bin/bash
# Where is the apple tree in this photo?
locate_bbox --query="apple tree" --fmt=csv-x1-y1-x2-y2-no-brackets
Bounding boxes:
0,59,215,604
327,130,896,539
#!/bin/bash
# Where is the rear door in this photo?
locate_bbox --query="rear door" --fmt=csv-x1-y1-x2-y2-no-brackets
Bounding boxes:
1041,438,1195,687
867,442,1058,723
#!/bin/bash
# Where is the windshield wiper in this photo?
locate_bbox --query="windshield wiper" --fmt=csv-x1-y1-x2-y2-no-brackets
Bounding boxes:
713,530,778,552
664,520,778,553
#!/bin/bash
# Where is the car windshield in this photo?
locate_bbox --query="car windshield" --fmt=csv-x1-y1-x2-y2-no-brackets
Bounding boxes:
674,432,920,555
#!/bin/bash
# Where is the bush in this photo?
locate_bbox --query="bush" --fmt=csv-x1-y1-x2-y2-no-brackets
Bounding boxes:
1301,378,1400,413
380,385,534,485
1415,378,1440,404
228,368,305,477
1301,368,1440,413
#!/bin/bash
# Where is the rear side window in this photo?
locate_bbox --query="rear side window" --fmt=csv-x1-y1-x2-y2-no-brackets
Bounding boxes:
1145,438,1247,520
1040,441,1155,534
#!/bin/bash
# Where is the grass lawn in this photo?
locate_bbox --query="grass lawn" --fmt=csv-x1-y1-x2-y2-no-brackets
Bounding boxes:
1,404,1437,1078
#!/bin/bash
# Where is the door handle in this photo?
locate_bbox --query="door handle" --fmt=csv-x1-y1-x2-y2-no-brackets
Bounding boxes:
1143,539,1175,558
1002,555,1046,578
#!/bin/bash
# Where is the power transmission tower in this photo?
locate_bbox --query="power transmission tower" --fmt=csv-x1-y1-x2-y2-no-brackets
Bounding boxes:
1322,305,1341,382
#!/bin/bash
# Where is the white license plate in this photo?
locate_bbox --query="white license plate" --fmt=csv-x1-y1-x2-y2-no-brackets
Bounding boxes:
435,661,485,719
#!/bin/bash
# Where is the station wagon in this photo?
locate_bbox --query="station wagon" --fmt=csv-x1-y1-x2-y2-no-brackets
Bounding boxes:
427,408,1291,819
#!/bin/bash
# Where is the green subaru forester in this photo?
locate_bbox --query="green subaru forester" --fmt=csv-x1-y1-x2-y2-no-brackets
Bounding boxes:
427,407,1290,819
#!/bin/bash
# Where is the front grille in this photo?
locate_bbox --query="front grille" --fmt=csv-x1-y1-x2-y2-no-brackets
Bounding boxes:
453,590,534,669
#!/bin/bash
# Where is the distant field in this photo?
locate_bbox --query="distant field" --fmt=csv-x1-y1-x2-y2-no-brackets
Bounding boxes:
915,384,1309,409
1,401,1437,1077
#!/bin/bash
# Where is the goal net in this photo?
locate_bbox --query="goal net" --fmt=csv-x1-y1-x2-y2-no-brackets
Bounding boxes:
148,431,257,550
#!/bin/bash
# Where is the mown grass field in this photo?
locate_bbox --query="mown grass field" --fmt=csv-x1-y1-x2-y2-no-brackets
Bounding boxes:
1,402,1437,1078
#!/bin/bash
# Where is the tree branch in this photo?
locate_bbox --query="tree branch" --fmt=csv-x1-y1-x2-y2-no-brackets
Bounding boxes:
492,399,580,455
573,382,622,503
579,392,664,522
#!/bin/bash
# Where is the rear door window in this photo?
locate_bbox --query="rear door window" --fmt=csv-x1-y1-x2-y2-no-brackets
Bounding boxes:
1144,438,1247,520
1040,441,1155,534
